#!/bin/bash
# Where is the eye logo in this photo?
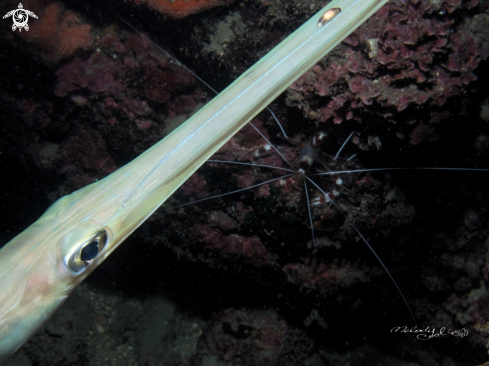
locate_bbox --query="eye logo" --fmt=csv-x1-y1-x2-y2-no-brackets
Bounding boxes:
3,3,38,32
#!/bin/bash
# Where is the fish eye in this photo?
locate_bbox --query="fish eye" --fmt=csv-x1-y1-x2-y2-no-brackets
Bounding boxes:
80,240,100,263
66,231,107,275
317,7,341,27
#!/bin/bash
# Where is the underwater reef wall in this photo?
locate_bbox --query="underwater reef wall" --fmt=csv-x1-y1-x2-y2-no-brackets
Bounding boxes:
1,0,489,365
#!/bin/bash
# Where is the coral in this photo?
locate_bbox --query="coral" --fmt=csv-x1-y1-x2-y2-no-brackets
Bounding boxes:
442,282,489,339
474,321,489,355
208,210,239,231
120,97,154,118
54,31,197,101
164,90,208,129
287,0,487,142
179,172,210,198
60,125,118,187
136,60,197,104
144,0,235,19
16,1,93,64
54,56,125,97
410,122,436,145
192,221,276,266
283,260,374,293
197,308,313,366
138,68,171,103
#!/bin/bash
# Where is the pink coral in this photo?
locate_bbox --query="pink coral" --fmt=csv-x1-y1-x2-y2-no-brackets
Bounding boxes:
179,172,209,198
208,210,239,231
143,0,235,19
17,1,93,64
287,0,487,139
60,125,117,188
54,56,125,97
193,221,276,266
283,259,373,293
54,31,197,104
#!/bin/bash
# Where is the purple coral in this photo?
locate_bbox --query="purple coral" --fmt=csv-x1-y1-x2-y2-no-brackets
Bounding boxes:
283,259,373,293
54,56,125,97
192,221,276,266
287,0,488,140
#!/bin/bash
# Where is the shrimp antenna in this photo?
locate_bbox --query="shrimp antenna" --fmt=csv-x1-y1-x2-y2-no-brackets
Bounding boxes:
314,167,489,177
304,179,332,326
305,176,417,326
208,160,294,172
164,175,293,210
303,180,317,253
117,16,290,138
334,131,356,160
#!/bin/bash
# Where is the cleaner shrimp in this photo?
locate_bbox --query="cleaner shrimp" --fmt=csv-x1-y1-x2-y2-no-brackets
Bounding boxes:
156,111,489,358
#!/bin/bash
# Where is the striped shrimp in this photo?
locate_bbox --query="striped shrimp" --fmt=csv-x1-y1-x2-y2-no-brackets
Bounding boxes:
153,114,489,363
161,114,487,313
